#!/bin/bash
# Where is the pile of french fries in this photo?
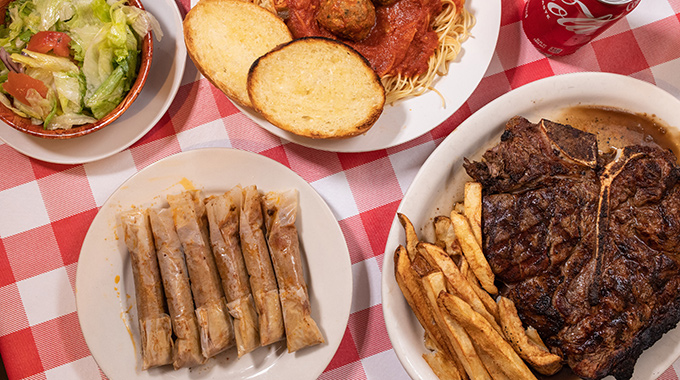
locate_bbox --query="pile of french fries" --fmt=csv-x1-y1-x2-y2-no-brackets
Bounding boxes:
394,182,563,380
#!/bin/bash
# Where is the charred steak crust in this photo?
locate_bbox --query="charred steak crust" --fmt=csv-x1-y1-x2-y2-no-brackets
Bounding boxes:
464,116,680,380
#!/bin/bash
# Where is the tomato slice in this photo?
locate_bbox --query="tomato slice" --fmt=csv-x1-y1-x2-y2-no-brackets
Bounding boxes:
2,72,49,104
26,31,71,57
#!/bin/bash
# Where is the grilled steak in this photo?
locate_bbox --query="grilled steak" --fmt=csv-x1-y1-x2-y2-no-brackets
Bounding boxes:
464,116,680,380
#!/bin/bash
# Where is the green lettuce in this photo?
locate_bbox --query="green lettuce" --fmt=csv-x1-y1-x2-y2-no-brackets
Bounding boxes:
0,0,161,130
11,49,79,72
53,71,83,114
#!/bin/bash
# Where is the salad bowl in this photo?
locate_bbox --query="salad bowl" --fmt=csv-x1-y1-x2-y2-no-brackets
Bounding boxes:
0,0,153,139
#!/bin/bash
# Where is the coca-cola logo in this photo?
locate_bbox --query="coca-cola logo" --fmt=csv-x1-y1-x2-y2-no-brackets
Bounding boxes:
545,0,640,35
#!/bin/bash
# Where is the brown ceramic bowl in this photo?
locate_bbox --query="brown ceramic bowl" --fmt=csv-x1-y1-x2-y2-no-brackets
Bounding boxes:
0,0,153,139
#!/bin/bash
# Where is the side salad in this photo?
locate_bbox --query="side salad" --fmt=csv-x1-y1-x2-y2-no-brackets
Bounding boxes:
0,0,162,130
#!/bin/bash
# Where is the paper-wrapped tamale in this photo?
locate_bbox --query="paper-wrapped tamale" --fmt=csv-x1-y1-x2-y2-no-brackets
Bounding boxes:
263,189,324,352
149,208,204,368
168,191,234,358
240,185,285,346
120,210,173,369
205,186,260,357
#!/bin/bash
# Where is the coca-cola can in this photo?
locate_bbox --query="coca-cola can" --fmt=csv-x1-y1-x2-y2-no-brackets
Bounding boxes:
522,0,642,56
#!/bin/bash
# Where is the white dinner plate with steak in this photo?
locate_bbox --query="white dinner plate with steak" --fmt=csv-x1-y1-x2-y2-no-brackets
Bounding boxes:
381,72,680,380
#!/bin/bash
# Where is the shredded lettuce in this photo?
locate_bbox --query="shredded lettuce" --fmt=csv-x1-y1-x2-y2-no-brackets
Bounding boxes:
35,0,72,31
122,4,162,42
0,0,161,129
25,66,55,88
85,63,124,118
0,0,34,52
91,0,111,23
11,49,79,72
46,112,96,129
0,92,28,116
15,86,55,120
53,71,83,113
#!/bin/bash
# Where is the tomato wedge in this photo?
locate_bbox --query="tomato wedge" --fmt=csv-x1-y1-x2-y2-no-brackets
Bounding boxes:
26,31,71,57
2,72,49,104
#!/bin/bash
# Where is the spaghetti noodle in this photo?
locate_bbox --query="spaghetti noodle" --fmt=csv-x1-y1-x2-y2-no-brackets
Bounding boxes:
381,0,475,104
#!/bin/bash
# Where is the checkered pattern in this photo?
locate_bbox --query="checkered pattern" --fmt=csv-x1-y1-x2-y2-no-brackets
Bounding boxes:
1,0,679,379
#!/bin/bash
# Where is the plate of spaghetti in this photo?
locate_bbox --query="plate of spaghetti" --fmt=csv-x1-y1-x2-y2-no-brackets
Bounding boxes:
238,0,500,152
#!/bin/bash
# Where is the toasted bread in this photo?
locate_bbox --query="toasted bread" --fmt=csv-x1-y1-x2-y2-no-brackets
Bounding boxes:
183,0,292,107
247,37,385,139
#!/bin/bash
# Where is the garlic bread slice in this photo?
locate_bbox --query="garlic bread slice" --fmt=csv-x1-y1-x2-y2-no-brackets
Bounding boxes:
184,0,292,107
248,37,385,139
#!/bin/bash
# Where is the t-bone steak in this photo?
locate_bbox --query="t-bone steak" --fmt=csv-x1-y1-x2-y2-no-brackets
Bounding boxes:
463,116,680,380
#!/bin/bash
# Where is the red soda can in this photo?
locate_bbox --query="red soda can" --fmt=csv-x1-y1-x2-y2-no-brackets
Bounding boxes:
522,0,642,56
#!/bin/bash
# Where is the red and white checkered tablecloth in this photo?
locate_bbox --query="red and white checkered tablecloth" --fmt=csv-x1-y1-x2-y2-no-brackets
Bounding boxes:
1,0,680,379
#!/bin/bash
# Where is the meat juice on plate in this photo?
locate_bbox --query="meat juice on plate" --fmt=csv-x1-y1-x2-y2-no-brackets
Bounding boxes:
554,106,680,157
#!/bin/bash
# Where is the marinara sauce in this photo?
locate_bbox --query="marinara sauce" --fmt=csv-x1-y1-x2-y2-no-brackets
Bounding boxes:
286,0,443,77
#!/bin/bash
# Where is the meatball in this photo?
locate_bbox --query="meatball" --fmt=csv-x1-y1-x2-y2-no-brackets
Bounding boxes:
372,0,398,6
316,0,376,41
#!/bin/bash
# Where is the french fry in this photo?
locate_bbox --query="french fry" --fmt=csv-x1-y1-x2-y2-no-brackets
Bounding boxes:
459,254,469,277
449,211,498,295
394,246,456,361
498,297,563,376
417,242,503,337
411,252,437,278
433,216,462,258
423,331,470,380
525,326,549,350
463,182,483,246
439,315,491,380
423,351,463,380
398,213,419,261
438,292,537,380
460,256,499,323
394,246,433,332
432,299,491,380
474,343,512,380
420,272,473,379
424,331,437,351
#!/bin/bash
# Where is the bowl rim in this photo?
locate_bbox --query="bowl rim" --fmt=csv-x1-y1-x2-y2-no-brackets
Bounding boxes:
0,0,154,140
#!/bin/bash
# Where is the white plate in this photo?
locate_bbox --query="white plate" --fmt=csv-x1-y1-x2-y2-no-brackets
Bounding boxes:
235,0,500,152
0,0,186,165
381,72,680,380
75,148,352,380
